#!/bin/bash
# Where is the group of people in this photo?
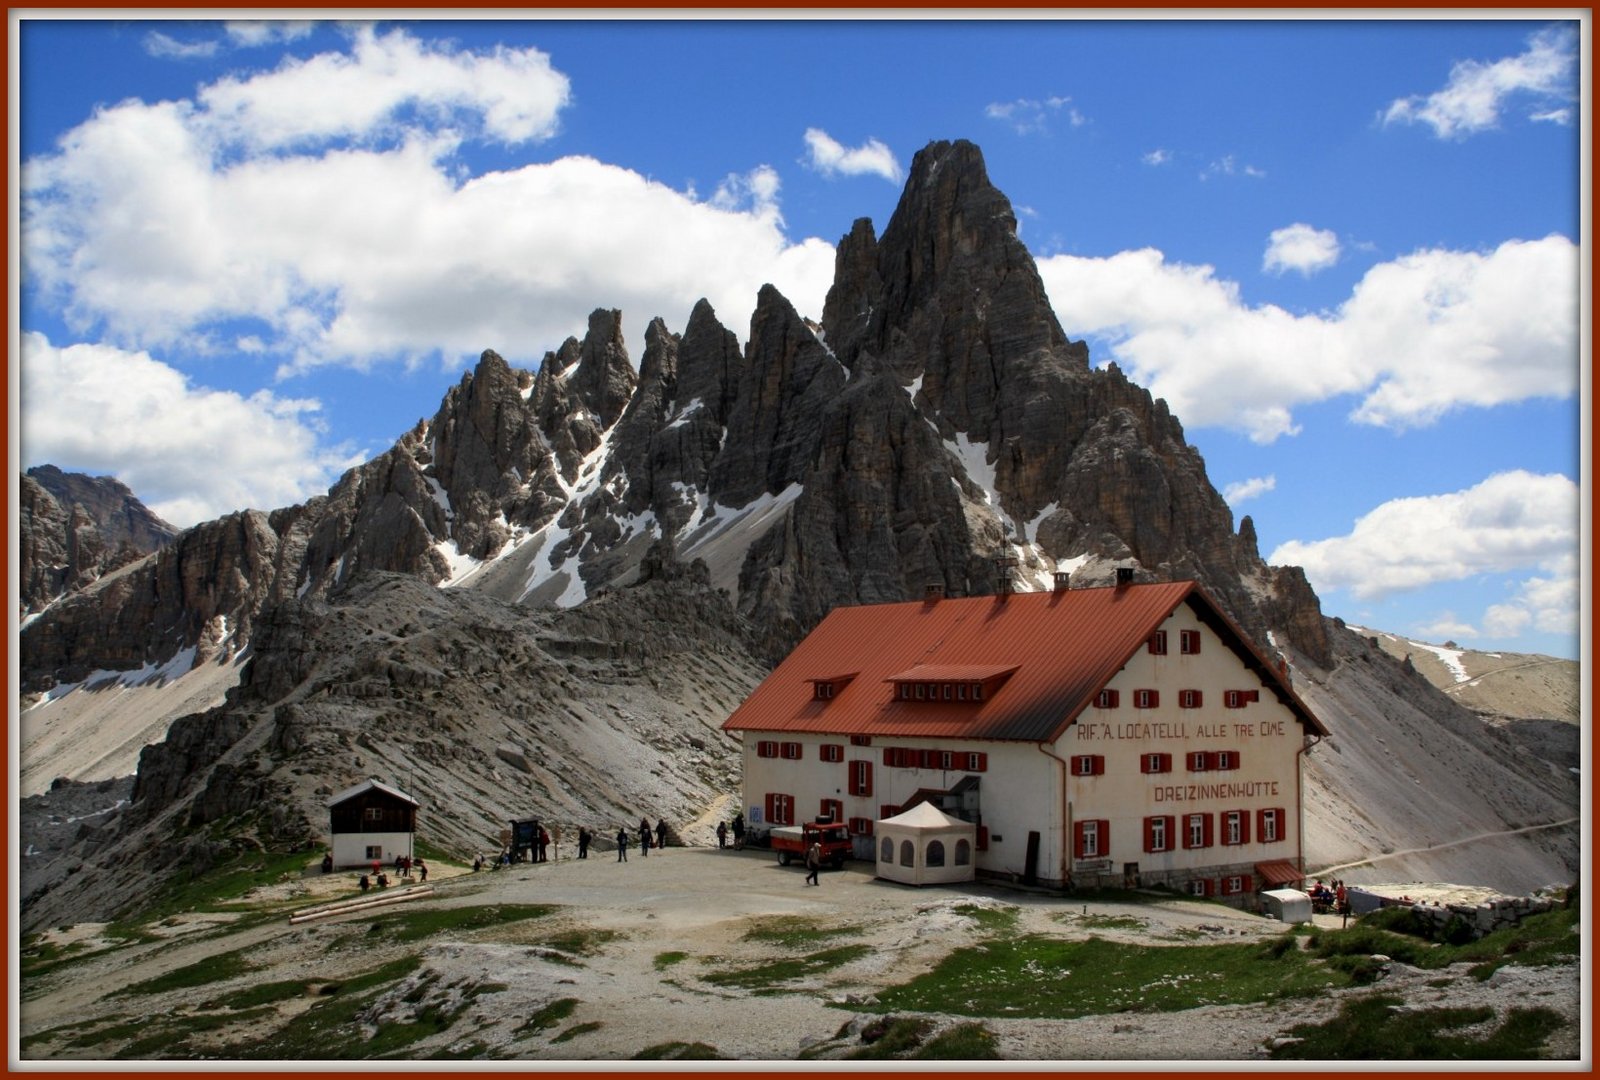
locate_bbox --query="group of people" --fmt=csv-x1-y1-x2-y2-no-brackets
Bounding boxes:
714,813,745,850
1310,879,1349,917
615,817,671,861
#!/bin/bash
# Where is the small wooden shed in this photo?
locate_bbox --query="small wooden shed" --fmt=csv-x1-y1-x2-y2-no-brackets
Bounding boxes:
328,778,419,870
874,802,977,886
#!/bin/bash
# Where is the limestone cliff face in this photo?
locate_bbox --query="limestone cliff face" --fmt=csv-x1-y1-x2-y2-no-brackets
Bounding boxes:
20,466,176,620
21,136,1329,705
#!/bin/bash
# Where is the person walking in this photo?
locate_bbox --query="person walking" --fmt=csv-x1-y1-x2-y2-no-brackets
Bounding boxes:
578,827,590,859
655,818,668,852
416,858,428,882
804,841,822,886
537,826,550,863
639,822,651,858
616,827,629,862
732,812,745,850
716,821,728,849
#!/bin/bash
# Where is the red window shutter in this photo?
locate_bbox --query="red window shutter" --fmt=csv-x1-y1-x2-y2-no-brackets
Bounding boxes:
1094,755,1106,776
1148,630,1168,655
1073,821,1087,859
1098,819,1111,857
1179,689,1202,708
849,816,873,836
820,798,843,823
976,825,989,851
882,747,894,766
1143,816,1156,853
848,760,874,797
851,734,872,746
1135,689,1159,709
1096,688,1120,709
764,793,775,823
1239,810,1252,845
1203,814,1215,848
880,804,899,819
919,749,937,769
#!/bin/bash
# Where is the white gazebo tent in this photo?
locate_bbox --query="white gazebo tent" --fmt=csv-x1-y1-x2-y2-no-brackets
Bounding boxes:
874,802,977,886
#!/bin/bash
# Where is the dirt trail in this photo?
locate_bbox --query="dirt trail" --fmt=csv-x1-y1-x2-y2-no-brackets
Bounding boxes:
1309,817,1581,879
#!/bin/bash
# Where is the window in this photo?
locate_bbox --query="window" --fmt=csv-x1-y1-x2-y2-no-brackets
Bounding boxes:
756,741,779,758
364,806,385,822
1148,630,1168,655
919,749,941,769
765,793,794,826
820,798,844,824
365,845,383,859
849,760,874,797
1144,815,1174,853
1178,689,1203,709
850,816,874,836
882,747,915,768
1187,751,1212,772
897,683,910,701
780,741,803,760
1221,875,1247,896
972,683,984,701
1180,630,1201,655
814,682,834,700
1141,752,1172,774
1095,688,1120,709
899,840,915,867
1258,807,1285,844
1184,812,1213,849
1071,754,1105,777
927,840,945,867
1222,809,1251,845
1214,750,1238,771
880,837,894,863
962,751,988,772
942,683,953,700
1074,819,1109,858
954,839,971,866
820,743,844,763
1187,878,1213,897
850,734,873,746
937,750,956,770
1134,689,1160,709
914,684,926,700
957,684,968,701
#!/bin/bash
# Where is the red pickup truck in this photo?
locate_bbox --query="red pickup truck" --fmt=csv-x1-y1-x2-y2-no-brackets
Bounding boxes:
769,820,852,869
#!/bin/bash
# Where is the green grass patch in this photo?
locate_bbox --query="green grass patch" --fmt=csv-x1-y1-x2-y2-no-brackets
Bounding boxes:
515,997,579,1035
1313,906,1580,982
916,1022,1001,1060
107,848,315,934
741,917,864,948
1058,912,1146,932
552,1020,603,1044
633,1040,722,1060
704,944,872,992
364,903,559,943
953,904,1019,934
867,933,1347,1019
846,1016,933,1059
1271,994,1566,1059
116,945,253,996
535,927,619,957
653,950,689,970
209,978,316,1010
222,955,423,1059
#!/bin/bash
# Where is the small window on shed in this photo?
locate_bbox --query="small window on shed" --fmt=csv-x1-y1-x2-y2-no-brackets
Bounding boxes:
927,840,945,867
880,837,894,863
899,840,916,867
954,839,971,865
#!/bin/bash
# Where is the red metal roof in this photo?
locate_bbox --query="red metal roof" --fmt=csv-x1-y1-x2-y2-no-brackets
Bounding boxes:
723,581,1326,743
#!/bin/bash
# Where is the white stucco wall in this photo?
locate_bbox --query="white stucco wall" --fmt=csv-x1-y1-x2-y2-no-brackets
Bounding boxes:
737,603,1312,893
332,831,415,870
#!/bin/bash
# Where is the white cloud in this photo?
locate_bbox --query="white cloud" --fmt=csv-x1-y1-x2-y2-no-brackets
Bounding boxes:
1036,234,1577,442
1263,223,1340,277
1200,154,1265,181
20,333,362,526
800,129,902,183
224,21,316,47
1267,470,1578,602
21,37,837,377
196,25,571,150
1142,148,1171,166
144,31,220,60
1482,571,1578,637
1382,25,1578,139
1223,475,1276,505
985,96,1086,135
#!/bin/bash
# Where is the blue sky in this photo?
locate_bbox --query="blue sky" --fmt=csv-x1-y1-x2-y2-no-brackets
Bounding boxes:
14,15,1585,659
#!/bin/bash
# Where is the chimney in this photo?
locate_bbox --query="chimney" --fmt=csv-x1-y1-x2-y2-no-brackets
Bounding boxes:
1115,566,1134,589
994,555,1018,599
1053,570,1071,592
924,583,945,601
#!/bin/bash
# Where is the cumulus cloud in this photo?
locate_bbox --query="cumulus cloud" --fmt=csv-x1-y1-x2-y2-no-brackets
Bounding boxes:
21,31,837,377
1036,234,1578,443
20,333,363,526
224,20,316,47
800,128,902,183
1382,25,1578,139
1266,470,1578,602
195,24,571,149
1263,223,1340,276
984,96,1086,135
1142,148,1171,166
1223,475,1276,505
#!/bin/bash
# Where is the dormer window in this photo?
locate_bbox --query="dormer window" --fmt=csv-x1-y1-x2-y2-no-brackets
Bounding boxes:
814,683,834,700
810,673,857,702
886,664,1016,705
